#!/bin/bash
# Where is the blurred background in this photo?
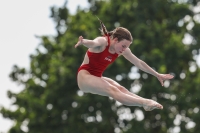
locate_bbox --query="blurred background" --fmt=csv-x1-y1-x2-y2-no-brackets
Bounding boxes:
0,0,200,133
0,0,89,132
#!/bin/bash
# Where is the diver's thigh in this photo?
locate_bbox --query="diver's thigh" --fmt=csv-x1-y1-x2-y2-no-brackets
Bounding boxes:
77,71,115,96
102,77,121,87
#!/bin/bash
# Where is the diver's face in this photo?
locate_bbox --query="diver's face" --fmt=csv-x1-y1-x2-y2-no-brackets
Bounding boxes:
114,39,131,54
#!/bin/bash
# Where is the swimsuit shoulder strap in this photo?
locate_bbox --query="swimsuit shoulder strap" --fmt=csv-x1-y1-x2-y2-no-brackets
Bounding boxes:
107,35,110,46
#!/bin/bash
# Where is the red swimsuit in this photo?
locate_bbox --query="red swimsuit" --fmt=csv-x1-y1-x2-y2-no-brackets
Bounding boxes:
77,35,118,77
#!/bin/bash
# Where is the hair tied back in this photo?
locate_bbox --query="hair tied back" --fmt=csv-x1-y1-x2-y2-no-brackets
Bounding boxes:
96,16,108,36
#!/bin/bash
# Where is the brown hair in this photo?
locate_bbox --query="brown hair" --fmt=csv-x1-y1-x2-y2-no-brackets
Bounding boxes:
97,17,133,42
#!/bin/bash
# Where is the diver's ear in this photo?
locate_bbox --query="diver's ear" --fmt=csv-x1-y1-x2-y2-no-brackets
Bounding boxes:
113,37,119,42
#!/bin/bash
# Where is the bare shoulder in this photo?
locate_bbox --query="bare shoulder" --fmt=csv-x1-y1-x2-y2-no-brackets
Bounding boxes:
94,36,108,46
89,36,108,52
122,48,141,64
122,48,132,56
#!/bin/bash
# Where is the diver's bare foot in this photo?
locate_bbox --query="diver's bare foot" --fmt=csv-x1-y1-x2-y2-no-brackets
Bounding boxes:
142,99,163,111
